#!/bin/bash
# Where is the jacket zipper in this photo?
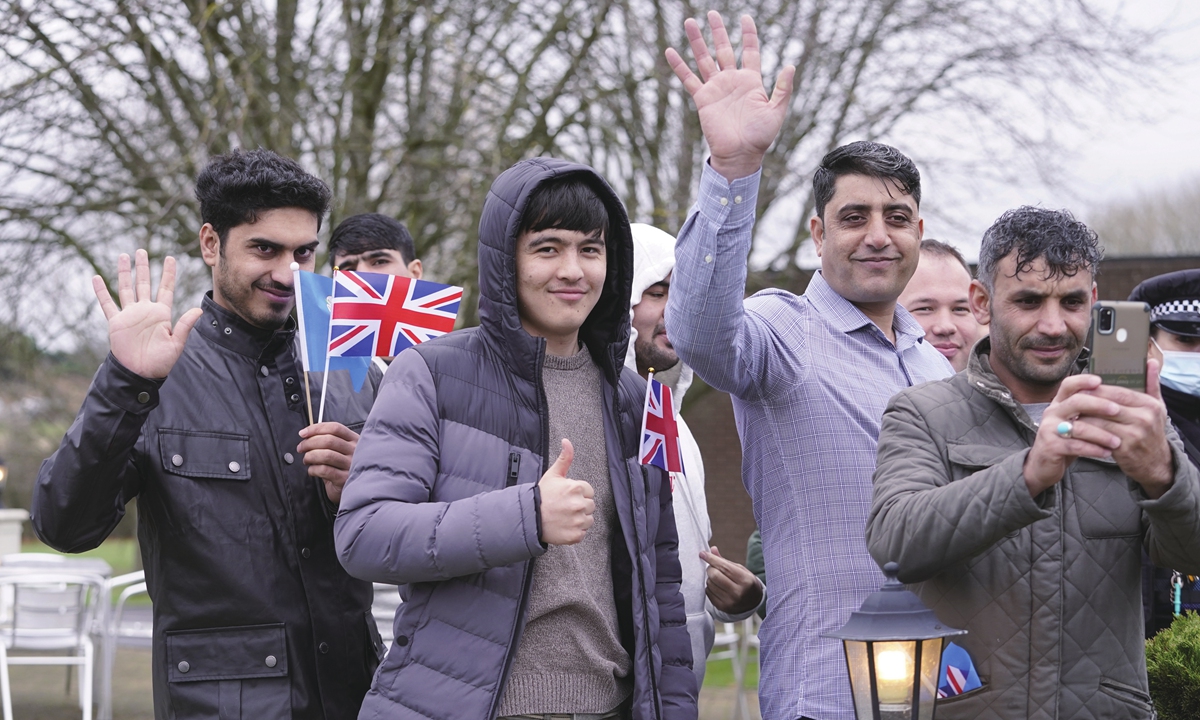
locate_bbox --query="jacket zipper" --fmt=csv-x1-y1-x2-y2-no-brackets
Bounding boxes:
488,340,548,720
610,346,662,720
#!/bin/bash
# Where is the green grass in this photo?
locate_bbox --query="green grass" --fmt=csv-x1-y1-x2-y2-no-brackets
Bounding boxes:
704,648,760,689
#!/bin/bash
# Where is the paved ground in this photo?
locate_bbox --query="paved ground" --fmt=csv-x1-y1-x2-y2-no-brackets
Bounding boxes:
6,607,759,720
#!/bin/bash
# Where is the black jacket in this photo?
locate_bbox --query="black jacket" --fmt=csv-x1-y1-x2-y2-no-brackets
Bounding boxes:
34,295,381,720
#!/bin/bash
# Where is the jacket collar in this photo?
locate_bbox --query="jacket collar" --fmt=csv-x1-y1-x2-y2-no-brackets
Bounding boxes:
806,271,927,351
196,293,297,360
476,158,634,386
964,337,1091,432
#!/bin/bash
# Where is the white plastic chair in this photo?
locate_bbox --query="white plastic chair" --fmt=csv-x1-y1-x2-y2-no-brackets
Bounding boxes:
97,571,148,720
0,572,105,720
371,583,402,649
735,615,761,720
708,622,745,719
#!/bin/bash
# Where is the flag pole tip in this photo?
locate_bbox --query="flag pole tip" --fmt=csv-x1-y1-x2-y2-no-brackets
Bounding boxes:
290,262,299,271
648,367,655,374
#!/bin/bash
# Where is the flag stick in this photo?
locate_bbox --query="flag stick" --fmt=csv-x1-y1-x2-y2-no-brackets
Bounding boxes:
638,368,655,461
303,373,315,425
291,262,317,425
316,267,339,424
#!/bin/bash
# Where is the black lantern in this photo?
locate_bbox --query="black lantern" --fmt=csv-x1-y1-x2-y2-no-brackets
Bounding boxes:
823,562,966,720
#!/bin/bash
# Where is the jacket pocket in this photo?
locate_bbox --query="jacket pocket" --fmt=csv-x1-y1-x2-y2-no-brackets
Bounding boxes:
159,429,251,481
1098,678,1153,714
165,623,289,720
1072,463,1142,538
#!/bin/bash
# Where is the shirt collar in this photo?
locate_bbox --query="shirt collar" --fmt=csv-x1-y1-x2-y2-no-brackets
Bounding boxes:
805,271,926,348
197,293,297,360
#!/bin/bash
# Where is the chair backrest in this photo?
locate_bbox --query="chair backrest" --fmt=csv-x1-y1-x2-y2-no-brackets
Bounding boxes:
0,572,105,651
1,553,68,566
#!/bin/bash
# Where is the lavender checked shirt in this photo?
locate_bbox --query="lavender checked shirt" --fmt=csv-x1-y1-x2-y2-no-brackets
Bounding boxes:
666,165,954,720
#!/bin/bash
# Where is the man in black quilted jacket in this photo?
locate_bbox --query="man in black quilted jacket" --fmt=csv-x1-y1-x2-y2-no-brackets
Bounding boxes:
867,206,1200,719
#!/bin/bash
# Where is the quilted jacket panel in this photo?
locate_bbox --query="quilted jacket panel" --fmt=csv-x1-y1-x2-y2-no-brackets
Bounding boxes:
867,342,1200,720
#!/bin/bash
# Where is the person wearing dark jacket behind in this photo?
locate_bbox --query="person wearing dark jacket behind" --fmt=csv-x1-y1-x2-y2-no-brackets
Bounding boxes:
1130,269,1200,635
33,149,381,719
335,158,697,720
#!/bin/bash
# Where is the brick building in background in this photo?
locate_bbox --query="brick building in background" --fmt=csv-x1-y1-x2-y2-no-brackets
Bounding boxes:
686,255,1200,565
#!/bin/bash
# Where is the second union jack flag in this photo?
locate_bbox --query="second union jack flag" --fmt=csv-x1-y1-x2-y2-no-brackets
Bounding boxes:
329,270,462,357
639,377,686,475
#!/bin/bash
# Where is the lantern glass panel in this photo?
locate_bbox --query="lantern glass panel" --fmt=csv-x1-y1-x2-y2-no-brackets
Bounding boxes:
917,638,943,720
874,640,916,719
843,640,875,720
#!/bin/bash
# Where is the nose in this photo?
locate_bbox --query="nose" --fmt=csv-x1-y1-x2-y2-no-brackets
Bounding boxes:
863,214,891,250
928,309,956,338
556,247,585,281
1036,304,1069,338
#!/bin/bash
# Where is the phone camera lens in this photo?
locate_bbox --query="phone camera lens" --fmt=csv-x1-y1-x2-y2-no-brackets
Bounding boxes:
1098,307,1115,334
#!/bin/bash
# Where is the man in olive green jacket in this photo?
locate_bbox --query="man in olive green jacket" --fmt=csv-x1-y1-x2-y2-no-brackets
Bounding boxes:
867,206,1200,720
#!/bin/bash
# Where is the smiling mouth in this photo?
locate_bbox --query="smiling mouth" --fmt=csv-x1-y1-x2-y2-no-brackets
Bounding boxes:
258,286,294,303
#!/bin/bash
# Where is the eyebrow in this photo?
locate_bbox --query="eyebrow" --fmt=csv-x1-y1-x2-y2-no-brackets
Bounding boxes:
247,237,319,253
525,230,604,248
836,202,915,216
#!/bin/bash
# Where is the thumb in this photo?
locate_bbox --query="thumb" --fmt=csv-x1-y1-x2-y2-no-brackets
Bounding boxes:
548,438,574,477
174,307,204,341
1146,357,1163,401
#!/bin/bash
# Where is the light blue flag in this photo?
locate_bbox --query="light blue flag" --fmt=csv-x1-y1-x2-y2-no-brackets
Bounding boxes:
937,641,982,698
295,268,372,392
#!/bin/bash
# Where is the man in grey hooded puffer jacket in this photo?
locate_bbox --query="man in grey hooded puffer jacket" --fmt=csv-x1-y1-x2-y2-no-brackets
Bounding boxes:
335,158,697,720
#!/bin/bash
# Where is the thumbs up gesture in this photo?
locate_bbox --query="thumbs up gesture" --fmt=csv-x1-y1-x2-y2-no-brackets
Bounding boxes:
536,439,595,546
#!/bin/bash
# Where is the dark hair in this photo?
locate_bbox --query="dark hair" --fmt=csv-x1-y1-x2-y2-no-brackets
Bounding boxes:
194,148,331,247
813,141,921,219
977,206,1103,292
920,239,972,277
328,213,417,268
518,176,609,239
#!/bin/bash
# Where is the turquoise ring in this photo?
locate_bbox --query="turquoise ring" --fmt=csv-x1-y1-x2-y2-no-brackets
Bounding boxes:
1056,421,1073,438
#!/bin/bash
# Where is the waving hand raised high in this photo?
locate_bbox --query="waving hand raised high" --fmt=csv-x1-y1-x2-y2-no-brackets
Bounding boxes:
92,249,203,380
665,12,795,182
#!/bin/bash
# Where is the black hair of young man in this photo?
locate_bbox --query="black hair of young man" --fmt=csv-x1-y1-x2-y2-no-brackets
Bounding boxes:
194,148,332,249
812,141,922,220
328,213,418,269
518,177,610,239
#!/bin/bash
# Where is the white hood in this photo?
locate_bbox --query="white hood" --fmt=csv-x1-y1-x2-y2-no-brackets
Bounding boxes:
624,223,694,407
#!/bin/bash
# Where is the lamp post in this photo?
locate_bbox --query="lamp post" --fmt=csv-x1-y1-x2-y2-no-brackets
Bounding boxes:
823,562,966,720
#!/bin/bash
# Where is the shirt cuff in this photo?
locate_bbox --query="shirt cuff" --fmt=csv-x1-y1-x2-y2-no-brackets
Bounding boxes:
696,162,761,228
98,352,166,414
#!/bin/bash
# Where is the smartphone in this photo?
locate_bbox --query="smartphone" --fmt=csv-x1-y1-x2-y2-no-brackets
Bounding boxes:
1087,301,1150,392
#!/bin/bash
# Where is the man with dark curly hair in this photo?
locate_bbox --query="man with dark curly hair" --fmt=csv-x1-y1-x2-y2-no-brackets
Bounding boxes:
868,206,1200,719
34,149,381,719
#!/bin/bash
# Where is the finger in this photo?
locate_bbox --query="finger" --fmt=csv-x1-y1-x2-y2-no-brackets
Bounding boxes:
135,248,151,303
548,438,574,476
300,422,360,441
739,15,760,74
301,448,353,471
582,498,595,516
172,307,204,342
92,275,119,320
1146,357,1163,402
665,47,704,96
769,64,796,112
580,481,595,499
116,253,134,307
1057,418,1121,451
1052,392,1120,421
1053,373,1103,402
297,434,356,457
684,16,718,82
157,255,177,308
708,11,736,71
1087,380,1158,409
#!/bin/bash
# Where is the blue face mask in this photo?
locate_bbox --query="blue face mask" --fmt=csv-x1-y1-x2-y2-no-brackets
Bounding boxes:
1154,338,1200,397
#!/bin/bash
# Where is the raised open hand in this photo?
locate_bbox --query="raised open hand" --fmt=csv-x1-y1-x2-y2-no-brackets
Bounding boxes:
92,249,203,380
665,12,795,181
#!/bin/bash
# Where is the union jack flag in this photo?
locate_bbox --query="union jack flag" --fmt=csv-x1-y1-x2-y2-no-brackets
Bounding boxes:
328,270,462,357
937,642,981,698
640,376,685,476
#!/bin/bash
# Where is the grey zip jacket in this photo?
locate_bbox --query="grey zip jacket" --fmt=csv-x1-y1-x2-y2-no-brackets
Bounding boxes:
335,158,697,720
867,340,1200,719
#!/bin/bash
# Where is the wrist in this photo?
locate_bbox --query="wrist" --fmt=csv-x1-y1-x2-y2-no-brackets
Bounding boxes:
709,154,764,183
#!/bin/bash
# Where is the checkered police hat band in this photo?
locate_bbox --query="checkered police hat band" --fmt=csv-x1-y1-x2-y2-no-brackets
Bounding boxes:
1152,299,1200,321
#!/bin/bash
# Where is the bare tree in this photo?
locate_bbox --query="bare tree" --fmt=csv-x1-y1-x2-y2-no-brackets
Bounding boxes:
1088,176,1200,257
0,0,1163,337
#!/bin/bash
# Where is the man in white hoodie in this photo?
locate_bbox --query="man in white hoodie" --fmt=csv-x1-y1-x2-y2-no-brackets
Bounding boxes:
626,223,765,686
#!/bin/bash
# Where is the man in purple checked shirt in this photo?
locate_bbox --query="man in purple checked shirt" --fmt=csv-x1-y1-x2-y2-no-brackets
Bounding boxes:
664,13,953,720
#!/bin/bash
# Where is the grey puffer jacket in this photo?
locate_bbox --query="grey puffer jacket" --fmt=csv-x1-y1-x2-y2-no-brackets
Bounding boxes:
867,340,1200,720
335,158,697,720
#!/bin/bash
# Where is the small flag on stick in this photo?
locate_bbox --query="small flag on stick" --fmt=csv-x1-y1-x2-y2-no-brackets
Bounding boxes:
937,641,982,698
639,371,686,476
